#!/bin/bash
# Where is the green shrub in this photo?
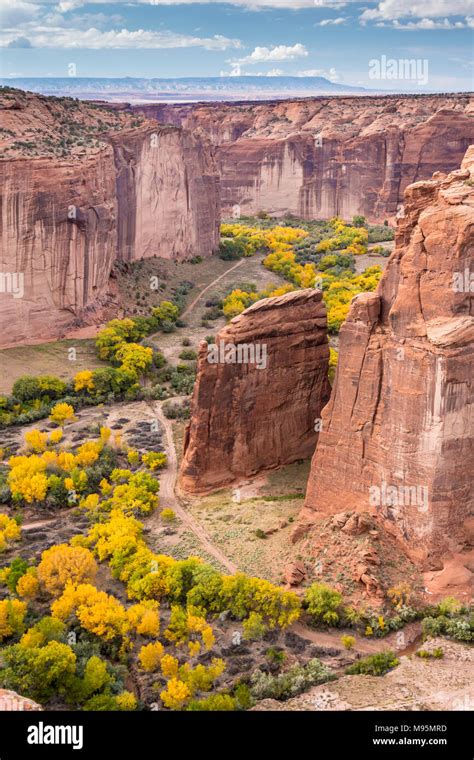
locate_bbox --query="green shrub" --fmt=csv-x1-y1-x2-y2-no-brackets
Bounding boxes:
243,612,266,641
162,399,190,420
179,349,197,361
265,647,287,664
340,635,356,650
0,641,77,702
345,651,399,676
233,682,254,710
5,558,29,594
187,693,236,711
37,375,68,399
250,658,335,701
219,238,247,260
45,475,70,508
12,376,42,402
304,582,343,627
437,596,463,616
416,648,443,659
152,301,179,325
169,371,195,395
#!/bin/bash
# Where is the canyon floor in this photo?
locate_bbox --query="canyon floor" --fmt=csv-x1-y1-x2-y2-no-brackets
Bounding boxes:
0,242,390,393
0,239,471,713
5,393,471,711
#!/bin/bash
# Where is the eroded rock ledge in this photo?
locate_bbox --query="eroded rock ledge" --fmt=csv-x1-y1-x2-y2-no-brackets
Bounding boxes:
180,289,330,494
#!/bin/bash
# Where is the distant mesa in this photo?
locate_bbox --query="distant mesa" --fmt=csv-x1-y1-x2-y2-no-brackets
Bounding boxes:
0,76,371,102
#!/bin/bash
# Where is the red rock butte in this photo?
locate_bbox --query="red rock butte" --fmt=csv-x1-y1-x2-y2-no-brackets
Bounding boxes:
179,288,330,494
299,146,474,566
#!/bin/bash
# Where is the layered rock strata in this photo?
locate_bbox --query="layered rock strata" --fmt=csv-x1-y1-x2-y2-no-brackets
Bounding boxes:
180,288,330,493
300,148,474,564
142,94,474,221
0,90,219,347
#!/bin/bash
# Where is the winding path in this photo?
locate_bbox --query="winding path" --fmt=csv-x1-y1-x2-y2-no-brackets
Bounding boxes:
149,400,237,574
181,258,246,320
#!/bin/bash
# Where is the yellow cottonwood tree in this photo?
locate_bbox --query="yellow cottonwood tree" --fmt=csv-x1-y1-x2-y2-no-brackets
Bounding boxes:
38,545,98,596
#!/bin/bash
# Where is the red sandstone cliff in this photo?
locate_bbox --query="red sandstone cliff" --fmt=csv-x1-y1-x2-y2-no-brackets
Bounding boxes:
110,124,219,263
180,289,330,493
0,90,219,347
299,147,474,565
142,95,474,222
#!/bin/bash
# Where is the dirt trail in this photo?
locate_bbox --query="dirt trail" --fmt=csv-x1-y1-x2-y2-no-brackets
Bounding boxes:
147,401,237,574
22,518,58,530
292,621,422,656
181,258,245,319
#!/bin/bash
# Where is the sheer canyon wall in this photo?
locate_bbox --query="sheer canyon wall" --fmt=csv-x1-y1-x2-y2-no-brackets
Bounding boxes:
0,90,219,347
299,147,474,565
141,95,474,222
180,289,330,494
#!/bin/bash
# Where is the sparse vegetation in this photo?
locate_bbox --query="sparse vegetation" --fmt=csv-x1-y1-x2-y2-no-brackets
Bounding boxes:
250,658,335,700
345,651,399,677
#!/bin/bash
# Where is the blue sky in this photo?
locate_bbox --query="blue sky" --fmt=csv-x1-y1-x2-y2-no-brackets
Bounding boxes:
0,1,473,91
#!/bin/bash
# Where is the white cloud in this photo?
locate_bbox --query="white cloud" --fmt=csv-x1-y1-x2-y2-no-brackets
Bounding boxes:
56,0,82,10
312,0,348,7
388,17,469,29
234,43,308,65
1,26,242,49
297,67,339,79
361,1,472,22
220,66,284,76
37,0,349,9
317,17,347,25
19,0,355,9
0,0,40,25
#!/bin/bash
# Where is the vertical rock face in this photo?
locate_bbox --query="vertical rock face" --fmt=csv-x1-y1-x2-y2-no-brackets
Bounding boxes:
111,125,219,263
144,95,474,222
0,90,220,347
180,289,331,494
301,148,474,563
0,151,118,346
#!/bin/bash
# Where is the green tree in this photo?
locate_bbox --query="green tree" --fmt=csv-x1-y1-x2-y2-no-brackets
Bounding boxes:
152,301,180,325
0,641,77,702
